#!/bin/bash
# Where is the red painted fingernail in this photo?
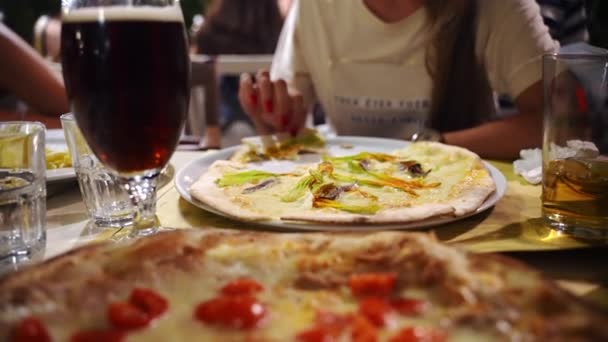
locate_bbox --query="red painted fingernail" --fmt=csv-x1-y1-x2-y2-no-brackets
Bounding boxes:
290,127,298,137
264,100,273,113
281,114,290,128
250,94,258,106
575,87,588,113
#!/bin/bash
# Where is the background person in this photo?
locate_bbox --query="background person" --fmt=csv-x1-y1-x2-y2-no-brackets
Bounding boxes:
195,0,285,147
0,22,68,118
238,0,559,160
537,0,587,45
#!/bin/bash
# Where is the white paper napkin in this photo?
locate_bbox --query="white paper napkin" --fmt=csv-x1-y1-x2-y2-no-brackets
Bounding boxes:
514,148,542,184
514,140,600,185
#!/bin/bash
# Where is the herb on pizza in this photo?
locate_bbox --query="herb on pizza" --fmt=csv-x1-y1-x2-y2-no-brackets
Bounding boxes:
281,172,321,202
326,155,440,196
234,128,326,163
215,170,278,187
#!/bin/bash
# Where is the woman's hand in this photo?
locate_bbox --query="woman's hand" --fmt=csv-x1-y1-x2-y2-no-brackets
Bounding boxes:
238,70,307,135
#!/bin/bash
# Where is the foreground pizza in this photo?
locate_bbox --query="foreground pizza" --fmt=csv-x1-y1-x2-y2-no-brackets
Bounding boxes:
190,142,496,224
1,230,607,341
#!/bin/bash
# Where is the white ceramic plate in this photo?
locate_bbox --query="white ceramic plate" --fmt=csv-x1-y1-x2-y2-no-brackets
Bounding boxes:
46,129,76,183
175,136,507,231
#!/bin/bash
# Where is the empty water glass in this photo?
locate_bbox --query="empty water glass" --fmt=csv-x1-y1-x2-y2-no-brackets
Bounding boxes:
61,114,134,227
0,122,46,265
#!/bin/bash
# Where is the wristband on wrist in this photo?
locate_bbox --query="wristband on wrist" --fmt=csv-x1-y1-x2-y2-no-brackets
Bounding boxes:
407,129,442,142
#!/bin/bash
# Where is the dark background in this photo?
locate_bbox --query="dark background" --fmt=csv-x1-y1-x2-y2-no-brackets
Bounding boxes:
0,0,209,44
586,0,608,48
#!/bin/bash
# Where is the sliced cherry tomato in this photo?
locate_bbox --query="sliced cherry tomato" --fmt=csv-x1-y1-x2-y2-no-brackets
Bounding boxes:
11,316,51,342
129,288,168,318
107,301,150,330
220,278,264,296
295,326,334,342
390,298,427,316
388,327,447,342
194,296,266,329
348,272,397,297
70,330,126,342
358,297,392,327
350,314,378,342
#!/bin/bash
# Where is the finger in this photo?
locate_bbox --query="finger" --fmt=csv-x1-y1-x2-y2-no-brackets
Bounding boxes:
288,92,307,136
256,71,278,130
238,73,260,119
239,73,273,134
273,80,291,132
256,70,274,115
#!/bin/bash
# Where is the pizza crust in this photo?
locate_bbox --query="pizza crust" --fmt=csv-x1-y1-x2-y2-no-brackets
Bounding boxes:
444,161,496,217
281,202,455,224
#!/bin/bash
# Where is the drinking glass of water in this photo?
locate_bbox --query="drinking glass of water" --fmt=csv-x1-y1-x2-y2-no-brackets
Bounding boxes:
61,114,135,228
0,122,46,266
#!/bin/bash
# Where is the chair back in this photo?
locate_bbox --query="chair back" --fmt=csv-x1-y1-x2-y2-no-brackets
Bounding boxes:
187,55,218,137
186,54,273,142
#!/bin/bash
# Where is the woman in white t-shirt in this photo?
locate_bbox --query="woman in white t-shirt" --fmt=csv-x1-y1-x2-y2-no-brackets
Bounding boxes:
237,0,558,159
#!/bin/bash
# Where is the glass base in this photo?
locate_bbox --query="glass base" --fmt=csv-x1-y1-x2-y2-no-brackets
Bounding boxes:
0,243,45,275
128,225,159,238
118,171,160,238
544,214,608,240
105,216,168,241
92,214,135,228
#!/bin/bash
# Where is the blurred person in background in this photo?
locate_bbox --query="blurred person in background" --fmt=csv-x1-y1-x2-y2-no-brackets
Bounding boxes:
497,0,587,118
239,0,559,160
0,22,68,120
537,0,587,45
195,0,285,146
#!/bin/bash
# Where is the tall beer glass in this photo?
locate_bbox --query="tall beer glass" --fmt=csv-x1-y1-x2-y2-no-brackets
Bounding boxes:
61,0,189,237
542,53,608,239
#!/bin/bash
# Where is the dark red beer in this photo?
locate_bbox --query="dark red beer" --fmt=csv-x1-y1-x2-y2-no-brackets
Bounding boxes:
61,7,189,173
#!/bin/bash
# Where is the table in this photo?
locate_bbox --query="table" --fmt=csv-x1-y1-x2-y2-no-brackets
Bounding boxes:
45,151,608,308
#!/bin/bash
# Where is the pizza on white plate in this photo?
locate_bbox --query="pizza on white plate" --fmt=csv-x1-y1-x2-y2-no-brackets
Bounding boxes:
190,142,496,224
1,230,607,341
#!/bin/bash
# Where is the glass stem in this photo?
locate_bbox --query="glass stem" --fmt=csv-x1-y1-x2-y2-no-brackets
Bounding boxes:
122,173,159,236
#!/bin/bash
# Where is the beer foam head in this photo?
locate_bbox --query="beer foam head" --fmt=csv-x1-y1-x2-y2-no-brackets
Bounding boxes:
62,6,183,23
